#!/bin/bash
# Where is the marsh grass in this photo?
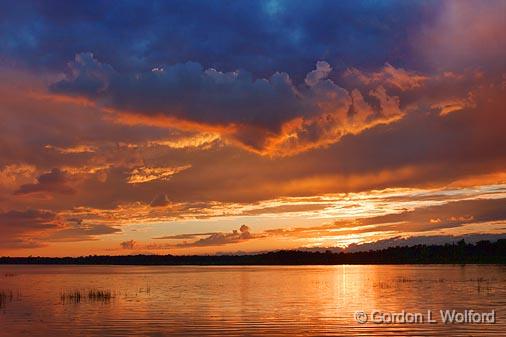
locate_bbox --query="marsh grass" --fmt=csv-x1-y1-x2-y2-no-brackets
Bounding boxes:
374,277,494,294
374,277,448,289
60,289,115,304
0,290,14,308
473,277,492,293
138,284,151,294
88,289,113,301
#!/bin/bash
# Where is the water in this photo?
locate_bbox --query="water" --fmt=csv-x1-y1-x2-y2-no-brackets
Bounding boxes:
0,265,505,336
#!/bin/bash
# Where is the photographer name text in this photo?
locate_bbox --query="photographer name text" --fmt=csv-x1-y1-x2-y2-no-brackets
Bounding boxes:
354,309,496,324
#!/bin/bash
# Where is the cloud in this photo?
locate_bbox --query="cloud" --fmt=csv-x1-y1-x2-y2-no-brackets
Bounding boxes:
343,63,428,91
53,53,115,96
241,203,333,216
0,209,58,233
153,225,255,248
51,54,405,155
0,207,122,247
120,240,136,249
372,199,506,232
0,0,505,255
44,144,97,154
0,239,47,249
263,197,506,241
150,193,171,207
0,209,59,247
304,60,332,87
14,168,75,195
149,132,221,150
344,233,506,252
360,198,506,233
0,1,440,75
431,97,475,116
416,0,506,71
47,218,121,242
154,232,217,240
2,47,501,211
127,165,191,184
121,193,506,251
0,164,36,190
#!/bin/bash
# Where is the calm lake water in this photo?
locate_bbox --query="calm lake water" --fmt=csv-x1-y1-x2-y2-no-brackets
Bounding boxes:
0,265,505,336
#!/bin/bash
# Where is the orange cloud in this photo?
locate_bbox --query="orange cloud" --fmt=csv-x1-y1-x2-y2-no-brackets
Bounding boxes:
343,63,428,91
51,57,408,157
14,168,75,196
127,165,191,184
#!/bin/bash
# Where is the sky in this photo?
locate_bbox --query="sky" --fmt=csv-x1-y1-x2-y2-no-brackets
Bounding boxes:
0,0,505,256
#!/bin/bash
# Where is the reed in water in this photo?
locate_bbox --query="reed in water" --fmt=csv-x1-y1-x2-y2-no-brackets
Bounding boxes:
0,290,14,308
60,289,114,303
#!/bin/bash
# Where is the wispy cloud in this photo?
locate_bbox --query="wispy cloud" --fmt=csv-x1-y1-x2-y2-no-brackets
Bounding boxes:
127,165,191,184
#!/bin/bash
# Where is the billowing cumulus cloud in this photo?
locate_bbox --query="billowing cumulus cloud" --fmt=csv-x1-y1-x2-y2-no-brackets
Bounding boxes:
51,54,406,155
304,61,332,87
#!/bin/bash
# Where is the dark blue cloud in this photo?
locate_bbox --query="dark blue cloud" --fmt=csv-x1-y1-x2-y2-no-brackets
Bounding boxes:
50,53,407,154
0,0,440,78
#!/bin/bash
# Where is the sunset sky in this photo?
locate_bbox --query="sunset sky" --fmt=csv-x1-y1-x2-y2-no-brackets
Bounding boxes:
0,0,505,256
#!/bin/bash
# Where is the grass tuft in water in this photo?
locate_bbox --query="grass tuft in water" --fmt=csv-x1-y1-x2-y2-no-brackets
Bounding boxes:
88,289,113,301
60,290,82,304
0,290,14,308
60,289,114,304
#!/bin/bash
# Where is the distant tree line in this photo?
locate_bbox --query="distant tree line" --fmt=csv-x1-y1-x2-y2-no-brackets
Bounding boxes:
1,239,505,265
